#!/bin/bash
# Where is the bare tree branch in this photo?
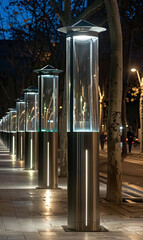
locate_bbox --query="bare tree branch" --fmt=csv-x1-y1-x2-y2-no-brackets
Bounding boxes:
76,0,104,23
0,82,11,100
50,0,64,24
64,0,72,25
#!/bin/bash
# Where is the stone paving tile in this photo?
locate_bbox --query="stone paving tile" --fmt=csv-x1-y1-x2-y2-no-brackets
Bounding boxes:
0,235,6,240
5,233,25,240
1,141,143,239
128,233,143,240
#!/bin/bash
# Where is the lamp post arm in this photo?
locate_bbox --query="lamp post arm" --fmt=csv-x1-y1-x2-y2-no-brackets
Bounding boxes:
136,70,141,86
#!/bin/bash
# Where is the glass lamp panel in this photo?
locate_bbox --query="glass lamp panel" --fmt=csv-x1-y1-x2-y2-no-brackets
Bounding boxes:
10,111,17,132
92,39,99,131
0,121,1,132
66,37,71,132
6,115,10,132
73,35,99,132
16,102,25,132
2,117,5,132
5,116,7,132
25,93,39,132
40,75,58,132
7,114,10,132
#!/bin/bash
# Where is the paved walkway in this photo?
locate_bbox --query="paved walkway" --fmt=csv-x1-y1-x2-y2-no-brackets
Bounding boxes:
0,140,143,239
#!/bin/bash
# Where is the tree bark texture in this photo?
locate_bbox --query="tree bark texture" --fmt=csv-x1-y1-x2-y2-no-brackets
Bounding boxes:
121,96,127,156
60,78,68,177
104,0,123,203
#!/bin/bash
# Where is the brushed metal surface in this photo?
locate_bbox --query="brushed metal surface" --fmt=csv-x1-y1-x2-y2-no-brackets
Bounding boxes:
10,133,17,155
25,132,38,170
68,132,100,231
17,132,25,161
38,132,58,188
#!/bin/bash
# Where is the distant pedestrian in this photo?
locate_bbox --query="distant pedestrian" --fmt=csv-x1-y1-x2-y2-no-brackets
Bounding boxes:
127,126,134,153
100,131,105,149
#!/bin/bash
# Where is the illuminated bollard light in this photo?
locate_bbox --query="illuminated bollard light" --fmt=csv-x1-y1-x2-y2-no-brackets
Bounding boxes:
58,20,106,231
9,109,17,157
34,65,63,188
16,98,26,161
24,86,39,170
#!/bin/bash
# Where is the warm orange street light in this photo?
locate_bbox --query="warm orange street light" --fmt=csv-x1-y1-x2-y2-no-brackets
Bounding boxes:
131,68,143,86
131,68,143,153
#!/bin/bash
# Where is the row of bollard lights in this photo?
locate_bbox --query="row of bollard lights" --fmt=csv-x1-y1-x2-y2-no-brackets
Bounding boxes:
0,20,106,232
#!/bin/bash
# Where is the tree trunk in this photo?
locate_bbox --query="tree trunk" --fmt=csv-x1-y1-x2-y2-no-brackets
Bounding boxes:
121,96,127,156
60,78,68,177
104,0,123,203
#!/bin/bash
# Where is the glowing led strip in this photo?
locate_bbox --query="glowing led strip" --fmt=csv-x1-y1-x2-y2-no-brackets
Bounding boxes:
21,136,22,159
12,136,15,155
85,149,88,226
30,139,33,169
47,142,50,187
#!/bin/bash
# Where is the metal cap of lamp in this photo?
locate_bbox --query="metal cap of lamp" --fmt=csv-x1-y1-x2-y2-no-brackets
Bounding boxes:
58,19,106,34
24,86,39,169
58,20,106,232
34,65,63,188
16,97,26,161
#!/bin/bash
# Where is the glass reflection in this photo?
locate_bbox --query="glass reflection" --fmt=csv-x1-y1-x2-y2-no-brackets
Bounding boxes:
46,190,51,207
24,93,39,132
66,35,99,132
10,111,17,133
16,102,25,132
39,75,58,132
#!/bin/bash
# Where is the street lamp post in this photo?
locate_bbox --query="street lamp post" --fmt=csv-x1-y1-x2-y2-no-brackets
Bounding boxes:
34,65,62,188
3,114,8,148
24,86,39,170
6,112,10,149
16,98,26,161
1,116,6,145
58,20,106,231
9,109,17,156
131,68,143,153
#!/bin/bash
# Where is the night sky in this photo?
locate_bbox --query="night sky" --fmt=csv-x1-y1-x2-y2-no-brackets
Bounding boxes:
0,0,30,38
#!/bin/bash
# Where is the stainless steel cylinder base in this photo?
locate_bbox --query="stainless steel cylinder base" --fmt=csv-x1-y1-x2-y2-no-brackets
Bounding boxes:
2,132,8,147
38,132,58,189
10,133,17,156
17,132,25,161
7,133,10,149
25,132,38,170
67,132,100,232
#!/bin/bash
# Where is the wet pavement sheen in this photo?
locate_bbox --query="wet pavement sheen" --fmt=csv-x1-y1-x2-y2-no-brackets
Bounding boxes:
0,140,143,239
